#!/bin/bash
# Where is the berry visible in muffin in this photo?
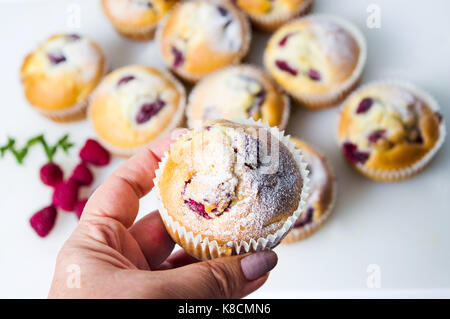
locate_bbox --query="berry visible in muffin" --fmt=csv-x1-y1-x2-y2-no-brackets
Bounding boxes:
157,0,251,82
187,65,290,129
338,81,445,182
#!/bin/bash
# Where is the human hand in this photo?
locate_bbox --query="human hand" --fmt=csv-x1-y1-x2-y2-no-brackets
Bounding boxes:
48,129,278,299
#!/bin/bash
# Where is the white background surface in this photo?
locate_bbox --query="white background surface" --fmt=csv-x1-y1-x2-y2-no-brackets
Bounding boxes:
0,0,449,299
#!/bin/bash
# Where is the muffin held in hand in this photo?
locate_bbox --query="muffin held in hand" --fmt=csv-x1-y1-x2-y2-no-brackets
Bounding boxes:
283,138,336,244
187,65,290,130
236,0,314,32
264,15,366,109
338,80,445,182
21,34,107,122
88,65,186,157
154,119,309,260
157,0,251,83
102,0,178,41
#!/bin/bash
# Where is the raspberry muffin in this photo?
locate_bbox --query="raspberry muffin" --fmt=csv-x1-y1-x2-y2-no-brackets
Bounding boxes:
236,0,314,32
102,0,178,41
20,34,107,122
154,119,309,260
264,15,366,109
338,81,445,182
157,0,251,83
283,138,336,243
187,65,290,130
89,65,186,157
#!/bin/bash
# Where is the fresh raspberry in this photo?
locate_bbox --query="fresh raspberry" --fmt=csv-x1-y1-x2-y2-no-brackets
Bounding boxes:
52,179,79,211
30,205,57,237
74,199,88,219
40,162,63,187
70,163,93,186
79,139,110,166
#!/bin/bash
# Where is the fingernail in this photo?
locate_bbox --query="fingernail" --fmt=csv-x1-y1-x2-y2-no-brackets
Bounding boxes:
241,250,278,281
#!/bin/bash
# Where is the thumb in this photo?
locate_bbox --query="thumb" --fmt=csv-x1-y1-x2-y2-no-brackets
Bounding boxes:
158,250,278,299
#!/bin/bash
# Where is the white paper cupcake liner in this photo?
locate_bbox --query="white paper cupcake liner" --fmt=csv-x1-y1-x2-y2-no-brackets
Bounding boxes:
338,79,446,182
264,14,367,110
87,68,186,158
113,23,157,41
36,99,88,122
153,118,310,260
245,0,314,32
155,0,252,83
186,64,291,130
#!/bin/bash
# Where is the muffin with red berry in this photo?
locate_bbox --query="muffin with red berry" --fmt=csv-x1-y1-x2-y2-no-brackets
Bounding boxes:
20,34,107,122
264,15,366,109
338,80,445,182
236,0,314,32
283,138,336,243
187,65,290,129
157,0,251,83
88,65,186,157
102,0,178,41
154,119,310,260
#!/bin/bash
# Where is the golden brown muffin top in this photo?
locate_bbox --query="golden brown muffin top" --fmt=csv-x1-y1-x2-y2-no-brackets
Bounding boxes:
158,120,303,244
158,0,250,81
187,65,289,130
338,82,444,171
89,65,185,154
21,34,106,111
237,0,309,18
102,0,178,29
264,15,364,96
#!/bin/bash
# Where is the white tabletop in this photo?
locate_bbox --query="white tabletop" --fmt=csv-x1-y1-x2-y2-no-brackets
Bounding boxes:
0,0,449,298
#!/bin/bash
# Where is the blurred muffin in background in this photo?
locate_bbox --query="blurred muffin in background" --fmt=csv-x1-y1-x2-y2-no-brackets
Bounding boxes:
187,64,290,129
338,80,445,182
157,0,251,83
283,138,336,243
264,15,366,110
102,0,178,41
236,0,314,32
20,34,107,122
88,65,186,157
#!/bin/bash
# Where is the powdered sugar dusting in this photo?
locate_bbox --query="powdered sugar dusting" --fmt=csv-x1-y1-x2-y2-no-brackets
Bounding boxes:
107,0,149,19
172,121,302,242
310,19,358,67
97,66,178,129
45,35,102,81
380,86,422,123
173,1,243,54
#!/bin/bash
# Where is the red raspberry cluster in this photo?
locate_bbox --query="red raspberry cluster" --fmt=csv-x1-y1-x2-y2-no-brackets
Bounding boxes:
29,139,110,237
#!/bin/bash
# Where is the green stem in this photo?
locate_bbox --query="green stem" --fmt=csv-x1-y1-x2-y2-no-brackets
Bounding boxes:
0,134,75,164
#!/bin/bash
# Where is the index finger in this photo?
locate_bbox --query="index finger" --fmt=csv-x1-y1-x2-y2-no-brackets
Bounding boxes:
82,129,188,228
